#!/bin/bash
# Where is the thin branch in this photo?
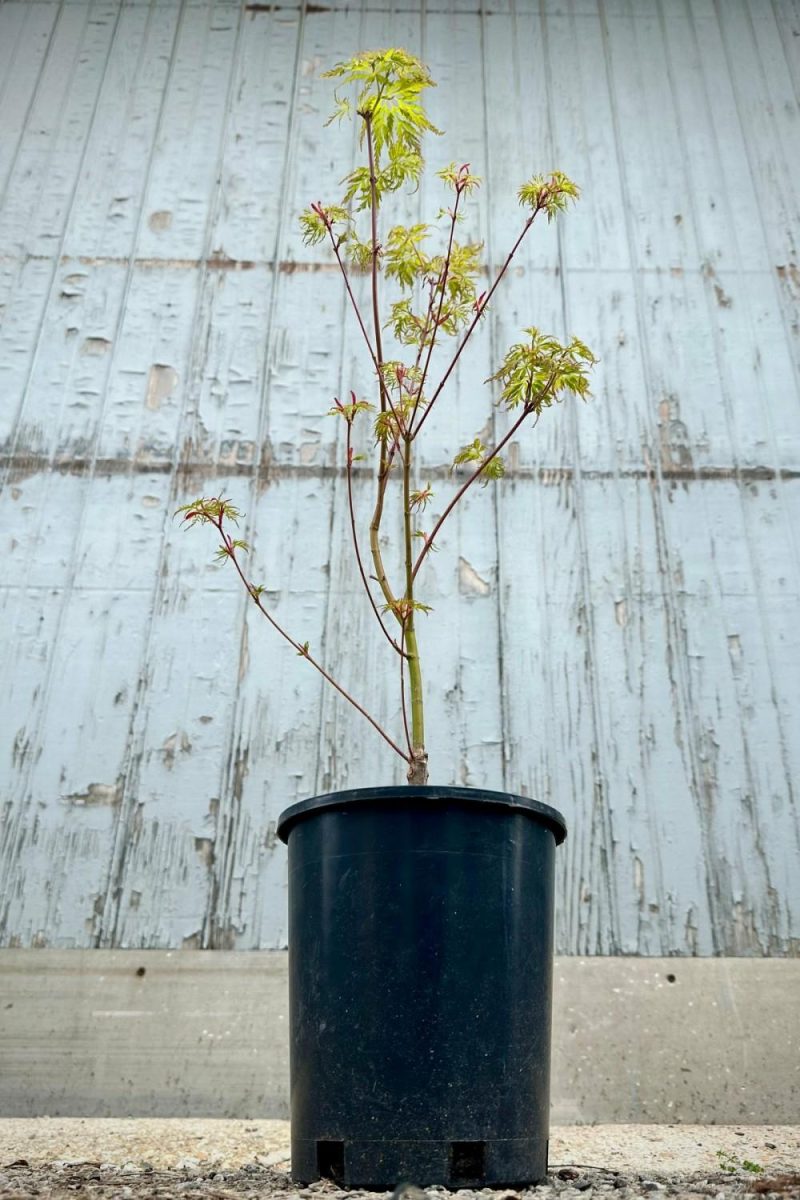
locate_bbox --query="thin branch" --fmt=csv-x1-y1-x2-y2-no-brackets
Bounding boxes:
346,420,407,658
218,519,410,765
411,189,462,429
412,277,438,374
411,204,542,442
362,109,405,629
327,227,379,374
412,408,539,582
364,113,390,462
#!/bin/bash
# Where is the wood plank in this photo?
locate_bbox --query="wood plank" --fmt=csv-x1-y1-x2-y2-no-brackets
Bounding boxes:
1,0,798,958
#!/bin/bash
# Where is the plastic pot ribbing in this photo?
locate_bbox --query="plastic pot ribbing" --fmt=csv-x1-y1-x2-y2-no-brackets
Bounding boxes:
276,786,566,1190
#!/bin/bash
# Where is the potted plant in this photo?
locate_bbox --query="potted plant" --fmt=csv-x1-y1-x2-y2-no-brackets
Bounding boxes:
178,49,595,1190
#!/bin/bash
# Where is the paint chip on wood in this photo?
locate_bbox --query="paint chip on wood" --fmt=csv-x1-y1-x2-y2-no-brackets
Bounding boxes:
81,337,111,356
145,364,179,410
458,557,491,596
62,782,121,807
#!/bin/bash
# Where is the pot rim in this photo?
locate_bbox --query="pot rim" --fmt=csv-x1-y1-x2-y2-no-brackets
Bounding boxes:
276,785,567,845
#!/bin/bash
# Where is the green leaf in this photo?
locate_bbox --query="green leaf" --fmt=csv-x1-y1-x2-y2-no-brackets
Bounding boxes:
480,456,505,486
517,170,580,222
453,436,485,467
324,95,352,127
321,49,441,207
381,597,434,618
408,483,434,511
175,496,243,527
436,161,481,195
328,395,375,423
487,328,597,413
342,165,373,210
386,298,426,346
384,223,431,287
345,234,373,270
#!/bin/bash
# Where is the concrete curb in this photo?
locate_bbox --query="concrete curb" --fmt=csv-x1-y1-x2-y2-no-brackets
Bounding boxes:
3,952,799,1124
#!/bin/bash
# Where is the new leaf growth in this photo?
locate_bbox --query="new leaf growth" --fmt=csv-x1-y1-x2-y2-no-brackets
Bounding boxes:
179,48,596,786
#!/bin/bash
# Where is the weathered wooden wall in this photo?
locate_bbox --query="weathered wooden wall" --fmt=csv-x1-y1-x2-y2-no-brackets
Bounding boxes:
1,0,798,955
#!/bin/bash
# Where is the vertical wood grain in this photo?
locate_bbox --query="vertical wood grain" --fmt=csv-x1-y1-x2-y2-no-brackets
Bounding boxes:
0,0,798,955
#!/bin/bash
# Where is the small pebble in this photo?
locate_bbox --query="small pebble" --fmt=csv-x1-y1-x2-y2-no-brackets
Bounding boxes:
174,1155,202,1175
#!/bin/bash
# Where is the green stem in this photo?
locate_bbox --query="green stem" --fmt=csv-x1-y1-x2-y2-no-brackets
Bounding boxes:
346,423,405,657
402,434,428,784
369,444,400,614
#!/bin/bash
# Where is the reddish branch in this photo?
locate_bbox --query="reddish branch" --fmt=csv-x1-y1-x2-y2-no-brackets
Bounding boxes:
412,409,541,582
208,507,411,765
411,202,543,442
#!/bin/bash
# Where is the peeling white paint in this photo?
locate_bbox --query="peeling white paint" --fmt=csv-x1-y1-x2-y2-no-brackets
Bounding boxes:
0,0,798,957
458,557,491,597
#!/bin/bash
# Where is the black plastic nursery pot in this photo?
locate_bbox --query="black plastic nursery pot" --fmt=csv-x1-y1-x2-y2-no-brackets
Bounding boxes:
276,786,567,1191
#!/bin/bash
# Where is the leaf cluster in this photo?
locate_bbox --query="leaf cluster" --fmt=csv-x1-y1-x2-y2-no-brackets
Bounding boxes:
436,161,481,196
324,49,441,209
298,202,351,246
215,538,250,562
373,361,427,439
452,436,505,486
328,391,375,425
382,597,434,619
487,329,596,413
518,170,580,221
175,496,242,527
384,227,482,348
408,483,434,511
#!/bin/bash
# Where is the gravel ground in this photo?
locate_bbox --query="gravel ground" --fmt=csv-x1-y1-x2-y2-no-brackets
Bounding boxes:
0,1122,797,1200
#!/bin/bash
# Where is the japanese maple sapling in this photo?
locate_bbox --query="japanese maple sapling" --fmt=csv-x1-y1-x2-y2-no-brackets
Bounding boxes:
178,48,595,787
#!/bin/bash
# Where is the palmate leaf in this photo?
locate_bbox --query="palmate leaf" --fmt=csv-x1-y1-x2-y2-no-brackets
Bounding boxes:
322,49,441,206
487,328,597,413
408,483,434,511
437,161,481,195
517,170,580,222
452,436,486,467
175,496,242,527
298,202,351,244
328,394,375,424
323,49,440,147
298,209,327,245
386,298,426,346
381,597,434,618
342,165,373,210
451,437,504,486
479,456,505,486
384,223,432,287
345,234,373,270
